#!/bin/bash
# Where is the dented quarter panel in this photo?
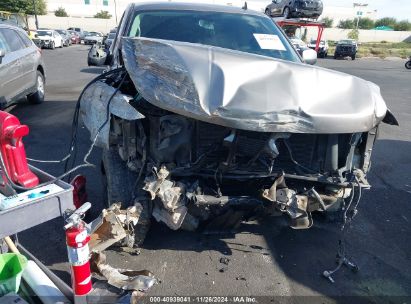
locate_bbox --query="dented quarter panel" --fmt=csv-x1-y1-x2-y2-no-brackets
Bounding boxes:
122,37,388,134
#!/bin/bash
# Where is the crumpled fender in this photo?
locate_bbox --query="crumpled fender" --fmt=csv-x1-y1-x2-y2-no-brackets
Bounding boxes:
80,81,144,148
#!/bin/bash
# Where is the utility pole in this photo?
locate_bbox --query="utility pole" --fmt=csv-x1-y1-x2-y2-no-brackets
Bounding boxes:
353,2,368,30
32,0,39,29
114,0,118,25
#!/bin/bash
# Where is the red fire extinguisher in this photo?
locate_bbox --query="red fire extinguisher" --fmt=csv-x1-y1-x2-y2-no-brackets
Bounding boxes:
64,202,93,296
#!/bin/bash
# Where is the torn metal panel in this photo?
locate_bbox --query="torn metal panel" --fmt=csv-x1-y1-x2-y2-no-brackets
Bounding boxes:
263,176,313,229
143,166,170,200
89,203,142,252
122,37,388,134
152,205,188,231
80,81,145,148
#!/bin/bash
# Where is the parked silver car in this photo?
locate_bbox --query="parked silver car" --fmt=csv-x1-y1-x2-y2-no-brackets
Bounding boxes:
0,24,46,106
84,31,104,45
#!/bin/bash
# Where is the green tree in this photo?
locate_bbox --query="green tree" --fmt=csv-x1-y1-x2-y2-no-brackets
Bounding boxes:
321,17,334,28
338,19,355,29
394,20,411,31
0,0,47,15
54,7,68,17
347,29,359,40
375,17,397,28
94,10,111,19
357,17,375,29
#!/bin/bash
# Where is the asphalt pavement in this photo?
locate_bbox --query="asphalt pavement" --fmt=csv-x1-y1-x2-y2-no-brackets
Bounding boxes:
10,45,411,303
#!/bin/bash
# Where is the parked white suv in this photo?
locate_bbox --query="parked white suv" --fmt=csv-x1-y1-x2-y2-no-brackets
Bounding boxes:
36,29,63,49
307,39,329,58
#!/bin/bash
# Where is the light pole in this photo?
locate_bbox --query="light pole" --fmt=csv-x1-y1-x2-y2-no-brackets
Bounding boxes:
114,0,118,25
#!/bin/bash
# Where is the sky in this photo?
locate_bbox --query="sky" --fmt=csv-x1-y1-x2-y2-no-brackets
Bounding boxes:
324,0,411,20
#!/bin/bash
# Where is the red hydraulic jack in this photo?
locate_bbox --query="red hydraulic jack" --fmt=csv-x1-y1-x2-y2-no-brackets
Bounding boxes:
276,19,325,52
64,202,93,303
0,111,39,191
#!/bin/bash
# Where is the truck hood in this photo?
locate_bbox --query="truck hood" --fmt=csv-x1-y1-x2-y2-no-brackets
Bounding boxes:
122,37,388,133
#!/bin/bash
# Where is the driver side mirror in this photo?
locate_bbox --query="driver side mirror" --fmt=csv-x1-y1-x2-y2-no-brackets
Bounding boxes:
0,49,5,64
302,49,317,65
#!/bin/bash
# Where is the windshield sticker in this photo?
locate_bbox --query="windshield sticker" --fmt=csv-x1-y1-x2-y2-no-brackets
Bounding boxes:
253,34,286,51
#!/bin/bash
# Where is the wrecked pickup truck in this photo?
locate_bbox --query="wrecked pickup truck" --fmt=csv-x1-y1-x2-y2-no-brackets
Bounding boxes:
80,2,398,243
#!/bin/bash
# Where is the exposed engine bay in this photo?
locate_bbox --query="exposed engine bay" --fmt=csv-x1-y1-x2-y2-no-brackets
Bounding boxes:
80,38,397,238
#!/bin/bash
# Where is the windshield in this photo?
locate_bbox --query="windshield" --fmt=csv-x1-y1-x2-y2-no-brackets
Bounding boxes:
128,10,300,62
108,33,116,39
88,32,100,36
37,30,52,36
56,30,65,35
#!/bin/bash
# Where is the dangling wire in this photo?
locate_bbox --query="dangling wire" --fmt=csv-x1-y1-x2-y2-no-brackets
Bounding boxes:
322,174,362,283
6,68,128,191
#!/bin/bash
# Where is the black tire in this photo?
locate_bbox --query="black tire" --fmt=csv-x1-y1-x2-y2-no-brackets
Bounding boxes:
333,54,338,59
283,7,290,18
405,61,411,69
50,41,55,49
102,147,151,246
351,54,356,60
265,8,271,17
60,40,63,48
27,71,45,104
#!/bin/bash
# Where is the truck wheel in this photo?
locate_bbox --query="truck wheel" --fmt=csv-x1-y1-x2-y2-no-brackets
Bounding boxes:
351,54,356,60
334,54,337,59
50,42,55,49
27,71,45,104
405,61,411,69
102,147,151,246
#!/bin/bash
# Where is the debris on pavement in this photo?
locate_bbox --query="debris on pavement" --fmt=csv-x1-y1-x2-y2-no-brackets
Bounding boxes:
90,252,156,292
89,203,142,252
219,257,230,265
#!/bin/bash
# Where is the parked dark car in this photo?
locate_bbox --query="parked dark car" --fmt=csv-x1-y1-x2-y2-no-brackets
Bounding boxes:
334,39,357,60
265,0,323,19
0,23,46,106
56,29,71,46
81,2,397,244
104,32,116,50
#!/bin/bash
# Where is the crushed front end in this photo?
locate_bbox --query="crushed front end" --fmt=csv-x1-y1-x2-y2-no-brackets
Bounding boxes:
80,37,397,239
